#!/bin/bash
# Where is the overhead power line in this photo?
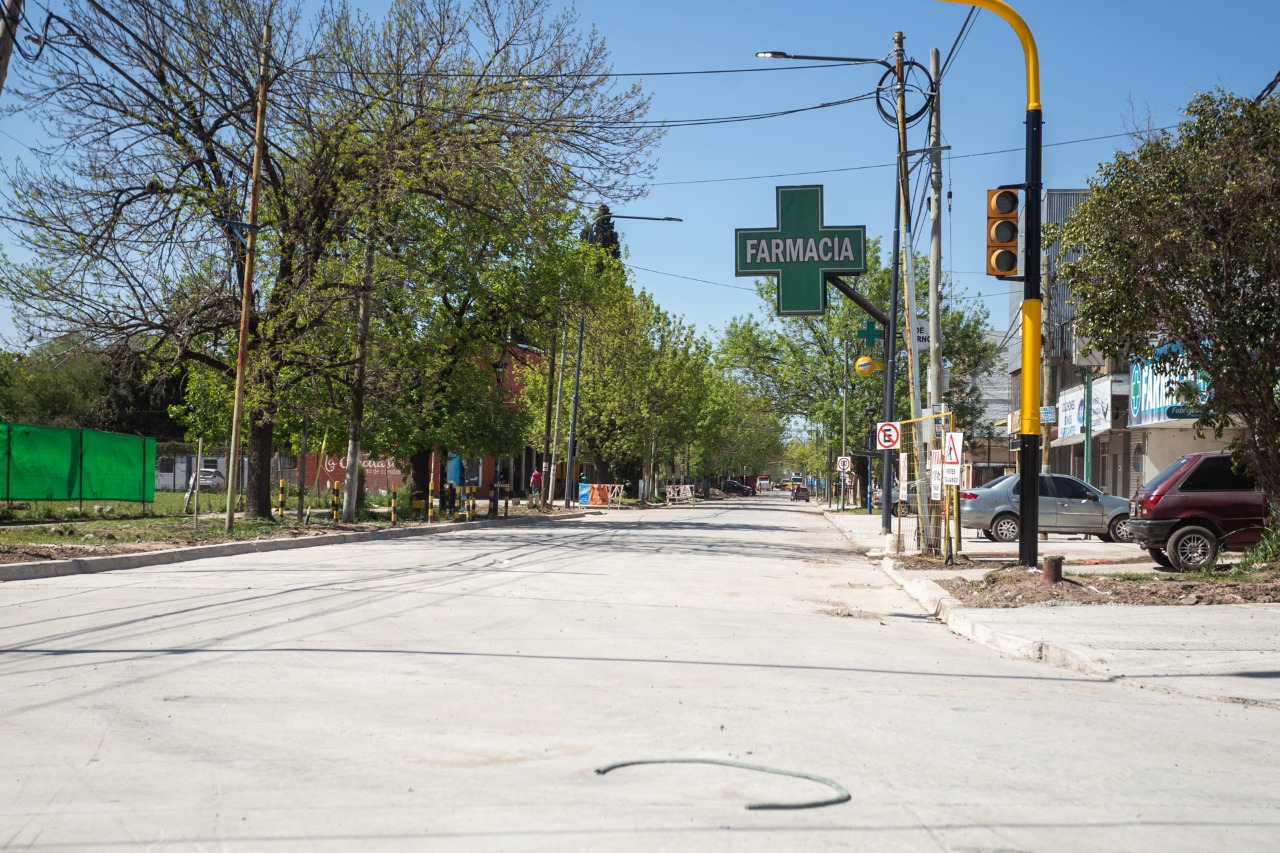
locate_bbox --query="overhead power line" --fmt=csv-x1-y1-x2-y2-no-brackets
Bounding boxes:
650,127,1178,187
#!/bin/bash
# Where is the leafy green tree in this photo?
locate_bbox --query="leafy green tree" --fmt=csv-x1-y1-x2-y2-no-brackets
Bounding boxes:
692,371,786,482
1056,90,1280,496
0,338,103,428
720,242,998,460
0,0,661,517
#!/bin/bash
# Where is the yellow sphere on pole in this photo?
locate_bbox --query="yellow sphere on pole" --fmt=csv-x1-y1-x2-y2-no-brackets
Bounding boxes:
854,356,884,377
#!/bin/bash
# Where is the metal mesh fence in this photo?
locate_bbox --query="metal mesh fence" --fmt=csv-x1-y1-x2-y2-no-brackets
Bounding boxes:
0,422,156,503
893,412,960,559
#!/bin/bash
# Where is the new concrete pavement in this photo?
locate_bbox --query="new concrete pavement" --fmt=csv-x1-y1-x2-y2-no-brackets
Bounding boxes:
5,500,1279,710
822,503,1280,709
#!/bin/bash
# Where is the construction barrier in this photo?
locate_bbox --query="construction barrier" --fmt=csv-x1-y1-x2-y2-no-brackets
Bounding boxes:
0,422,156,503
892,411,961,560
666,484,695,506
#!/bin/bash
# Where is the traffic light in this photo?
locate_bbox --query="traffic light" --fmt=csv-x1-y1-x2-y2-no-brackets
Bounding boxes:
986,188,1020,276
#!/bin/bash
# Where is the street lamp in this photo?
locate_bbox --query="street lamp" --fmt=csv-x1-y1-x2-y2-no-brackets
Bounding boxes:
564,212,682,507
757,41,930,536
938,0,1043,568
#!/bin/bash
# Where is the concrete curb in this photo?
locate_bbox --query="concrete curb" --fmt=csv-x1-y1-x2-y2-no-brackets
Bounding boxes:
818,506,1116,679
878,558,1105,675
0,510,601,583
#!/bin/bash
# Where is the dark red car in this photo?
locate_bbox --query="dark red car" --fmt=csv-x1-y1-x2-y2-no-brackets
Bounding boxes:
1127,451,1270,571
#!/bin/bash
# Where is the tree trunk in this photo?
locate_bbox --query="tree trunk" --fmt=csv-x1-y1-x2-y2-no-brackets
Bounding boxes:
246,413,275,519
342,239,375,523
407,450,431,501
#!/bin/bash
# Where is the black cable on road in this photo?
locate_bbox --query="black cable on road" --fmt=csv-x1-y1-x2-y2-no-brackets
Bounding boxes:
594,757,852,811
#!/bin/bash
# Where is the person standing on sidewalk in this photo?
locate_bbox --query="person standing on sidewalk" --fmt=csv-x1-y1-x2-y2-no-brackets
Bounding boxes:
529,469,542,508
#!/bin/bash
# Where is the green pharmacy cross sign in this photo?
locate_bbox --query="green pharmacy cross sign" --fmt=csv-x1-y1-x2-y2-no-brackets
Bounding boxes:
735,185,867,316
855,320,884,350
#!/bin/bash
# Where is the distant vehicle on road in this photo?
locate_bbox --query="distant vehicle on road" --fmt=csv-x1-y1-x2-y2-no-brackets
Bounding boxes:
961,473,1132,544
791,485,810,502
872,481,920,516
1128,451,1269,571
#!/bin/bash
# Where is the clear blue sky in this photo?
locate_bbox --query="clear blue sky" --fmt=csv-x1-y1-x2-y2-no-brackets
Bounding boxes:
544,0,1280,338
3,1,1279,344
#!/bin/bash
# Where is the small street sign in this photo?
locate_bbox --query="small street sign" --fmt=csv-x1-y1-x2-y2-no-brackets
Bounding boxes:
875,422,901,451
943,431,963,486
1040,405,1057,424
735,185,867,316
836,456,852,472
913,321,930,347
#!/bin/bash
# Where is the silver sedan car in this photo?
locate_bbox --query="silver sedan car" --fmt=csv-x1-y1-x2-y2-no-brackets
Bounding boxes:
960,473,1133,543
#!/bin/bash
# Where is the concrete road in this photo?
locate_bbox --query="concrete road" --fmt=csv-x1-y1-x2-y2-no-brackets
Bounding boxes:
3,496,1278,851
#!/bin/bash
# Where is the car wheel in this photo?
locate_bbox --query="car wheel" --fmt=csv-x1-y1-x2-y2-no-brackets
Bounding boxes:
895,501,909,517
1146,547,1174,569
1107,514,1134,544
1168,525,1219,572
991,513,1020,543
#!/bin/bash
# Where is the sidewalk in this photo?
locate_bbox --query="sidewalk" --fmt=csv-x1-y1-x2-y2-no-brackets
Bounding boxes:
824,506,1280,710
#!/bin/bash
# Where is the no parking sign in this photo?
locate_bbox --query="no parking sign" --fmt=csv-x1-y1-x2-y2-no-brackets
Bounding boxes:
875,422,901,451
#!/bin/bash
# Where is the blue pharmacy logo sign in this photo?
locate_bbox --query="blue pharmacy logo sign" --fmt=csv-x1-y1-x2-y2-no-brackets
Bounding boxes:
1130,359,1210,426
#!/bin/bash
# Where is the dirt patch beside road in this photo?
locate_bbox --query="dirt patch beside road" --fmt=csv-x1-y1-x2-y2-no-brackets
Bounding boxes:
936,566,1280,607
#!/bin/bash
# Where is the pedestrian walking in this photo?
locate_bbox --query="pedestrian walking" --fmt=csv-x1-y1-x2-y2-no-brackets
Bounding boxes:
529,469,542,508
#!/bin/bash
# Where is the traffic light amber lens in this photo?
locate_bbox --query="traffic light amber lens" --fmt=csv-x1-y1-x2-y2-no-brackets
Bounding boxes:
991,220,1018,244
990,189,1018,215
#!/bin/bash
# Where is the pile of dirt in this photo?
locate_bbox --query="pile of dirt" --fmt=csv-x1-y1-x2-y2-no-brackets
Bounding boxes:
936,566,1280,607
0,543,167,564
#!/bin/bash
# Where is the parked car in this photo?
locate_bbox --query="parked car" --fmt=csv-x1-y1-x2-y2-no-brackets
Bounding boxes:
721,479,754,496
960,473,1133,543
195,468,226,489
1127,450,1270,571
791,485,810,502
871,482,920,516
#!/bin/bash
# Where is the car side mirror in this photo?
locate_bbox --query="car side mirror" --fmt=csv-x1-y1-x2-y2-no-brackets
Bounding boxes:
1087,492,1099,501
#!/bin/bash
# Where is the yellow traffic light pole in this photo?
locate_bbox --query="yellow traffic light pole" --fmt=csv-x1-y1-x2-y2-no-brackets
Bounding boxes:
939,0,1042,567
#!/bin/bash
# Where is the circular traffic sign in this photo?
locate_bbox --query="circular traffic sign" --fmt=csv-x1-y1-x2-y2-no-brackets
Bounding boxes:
836,456,851,472
875,422,901,451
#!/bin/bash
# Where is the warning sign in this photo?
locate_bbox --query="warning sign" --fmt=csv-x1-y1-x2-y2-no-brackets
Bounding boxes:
943,431,964,486
875,422,901,451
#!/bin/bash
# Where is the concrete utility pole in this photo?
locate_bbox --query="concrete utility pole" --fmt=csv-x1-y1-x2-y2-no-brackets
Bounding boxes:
0,0,22,101
927,48,944,414
538,336,557,509
225,23,271,533
548,329,568,505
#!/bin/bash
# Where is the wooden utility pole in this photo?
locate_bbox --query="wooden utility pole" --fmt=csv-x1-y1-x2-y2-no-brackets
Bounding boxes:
225,23,271,533
0,0,22,101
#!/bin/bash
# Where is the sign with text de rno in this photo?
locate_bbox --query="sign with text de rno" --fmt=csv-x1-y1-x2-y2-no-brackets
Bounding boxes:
735,185,867,316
